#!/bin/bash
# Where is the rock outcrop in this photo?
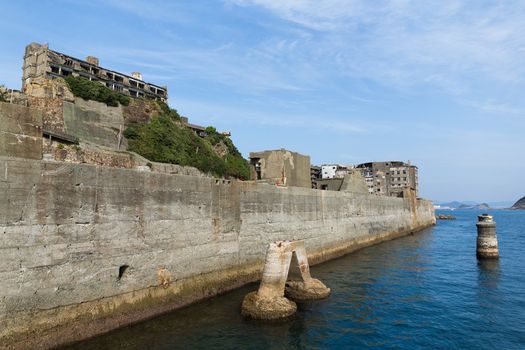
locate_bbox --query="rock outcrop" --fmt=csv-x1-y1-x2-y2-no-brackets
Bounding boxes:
511,196,525,210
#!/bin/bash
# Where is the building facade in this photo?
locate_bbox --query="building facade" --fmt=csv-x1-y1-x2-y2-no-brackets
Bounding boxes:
310,165,321,188
356,161,418,196
321,164,352,179
249,149,311,188
22,43,168,101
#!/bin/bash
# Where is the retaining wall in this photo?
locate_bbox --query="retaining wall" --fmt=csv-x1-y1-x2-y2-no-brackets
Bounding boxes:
0,156,434,350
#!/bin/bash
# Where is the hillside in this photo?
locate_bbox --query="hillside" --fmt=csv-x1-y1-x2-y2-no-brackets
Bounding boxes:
512,196,525,209
124,110,250,180
63,76,250,180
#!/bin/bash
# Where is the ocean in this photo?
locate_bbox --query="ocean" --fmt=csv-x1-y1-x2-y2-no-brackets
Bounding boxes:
62,209,525,349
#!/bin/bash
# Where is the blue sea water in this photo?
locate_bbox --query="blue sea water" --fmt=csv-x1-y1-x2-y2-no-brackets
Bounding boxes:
63,210,525,349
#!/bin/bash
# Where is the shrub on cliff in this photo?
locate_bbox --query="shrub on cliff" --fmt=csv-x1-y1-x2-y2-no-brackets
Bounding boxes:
155,100,181,120
64,76,130,107
205,126,250,179
124,110,250,180
124,114,226,177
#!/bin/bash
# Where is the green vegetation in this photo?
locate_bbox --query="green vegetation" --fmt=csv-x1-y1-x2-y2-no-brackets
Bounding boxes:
64,76,130,107
205,126,250,179
124,108,250,179
155,100,180,120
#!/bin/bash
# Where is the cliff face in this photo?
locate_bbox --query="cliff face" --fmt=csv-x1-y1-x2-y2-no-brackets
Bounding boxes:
512,196,525,209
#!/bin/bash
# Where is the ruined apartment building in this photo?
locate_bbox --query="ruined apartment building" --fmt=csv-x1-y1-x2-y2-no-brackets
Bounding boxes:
356,161,419,197
22,43,167,101
249,149,311,188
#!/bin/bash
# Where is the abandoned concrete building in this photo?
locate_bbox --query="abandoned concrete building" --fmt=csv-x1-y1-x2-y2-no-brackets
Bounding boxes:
249,149,311,188
356,161,419,197
22,43,168,101
310,165,321,187
320,164,353,179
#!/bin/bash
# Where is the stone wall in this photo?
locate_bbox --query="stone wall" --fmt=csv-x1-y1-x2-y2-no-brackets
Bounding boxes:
0,155,434,350
25,77,74,133
43,140,136,168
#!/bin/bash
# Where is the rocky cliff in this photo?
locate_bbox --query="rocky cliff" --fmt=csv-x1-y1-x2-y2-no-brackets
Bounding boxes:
512,196,525,209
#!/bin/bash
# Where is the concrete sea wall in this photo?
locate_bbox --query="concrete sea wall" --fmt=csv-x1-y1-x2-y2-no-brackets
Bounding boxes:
0,102,435,349
0,156,434,350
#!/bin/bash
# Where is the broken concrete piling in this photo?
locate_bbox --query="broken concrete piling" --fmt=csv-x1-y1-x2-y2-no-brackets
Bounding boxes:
241,240,330,320
476,214,499,259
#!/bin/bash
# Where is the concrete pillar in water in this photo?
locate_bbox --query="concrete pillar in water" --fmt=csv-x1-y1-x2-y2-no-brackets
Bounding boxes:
241,240,330,320
476,214,499,259
284,243,331,302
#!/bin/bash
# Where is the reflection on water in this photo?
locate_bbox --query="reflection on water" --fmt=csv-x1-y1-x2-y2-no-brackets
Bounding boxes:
477,258,501,288
62,210,525,350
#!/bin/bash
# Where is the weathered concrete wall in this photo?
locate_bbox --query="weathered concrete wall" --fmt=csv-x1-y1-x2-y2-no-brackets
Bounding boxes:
0,102,42,159
63,98,126,149
24,78,161,148
0,156,434,350
340,172,369,194
250,149,311,188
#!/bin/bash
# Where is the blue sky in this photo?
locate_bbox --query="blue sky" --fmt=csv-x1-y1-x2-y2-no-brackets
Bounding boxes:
1,0,524,203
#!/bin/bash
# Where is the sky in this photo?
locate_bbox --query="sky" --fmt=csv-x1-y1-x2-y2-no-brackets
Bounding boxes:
0,0,524,203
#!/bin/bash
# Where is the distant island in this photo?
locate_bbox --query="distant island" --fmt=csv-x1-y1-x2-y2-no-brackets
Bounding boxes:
512,196,525,210
458,203,491,210
435,201,492,210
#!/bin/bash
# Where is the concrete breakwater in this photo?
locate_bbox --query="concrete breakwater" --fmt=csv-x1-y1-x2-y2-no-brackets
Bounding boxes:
0,155,434,349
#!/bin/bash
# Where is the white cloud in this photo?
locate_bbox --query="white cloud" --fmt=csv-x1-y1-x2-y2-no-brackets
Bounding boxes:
229,0,525,112
174,96,368,134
